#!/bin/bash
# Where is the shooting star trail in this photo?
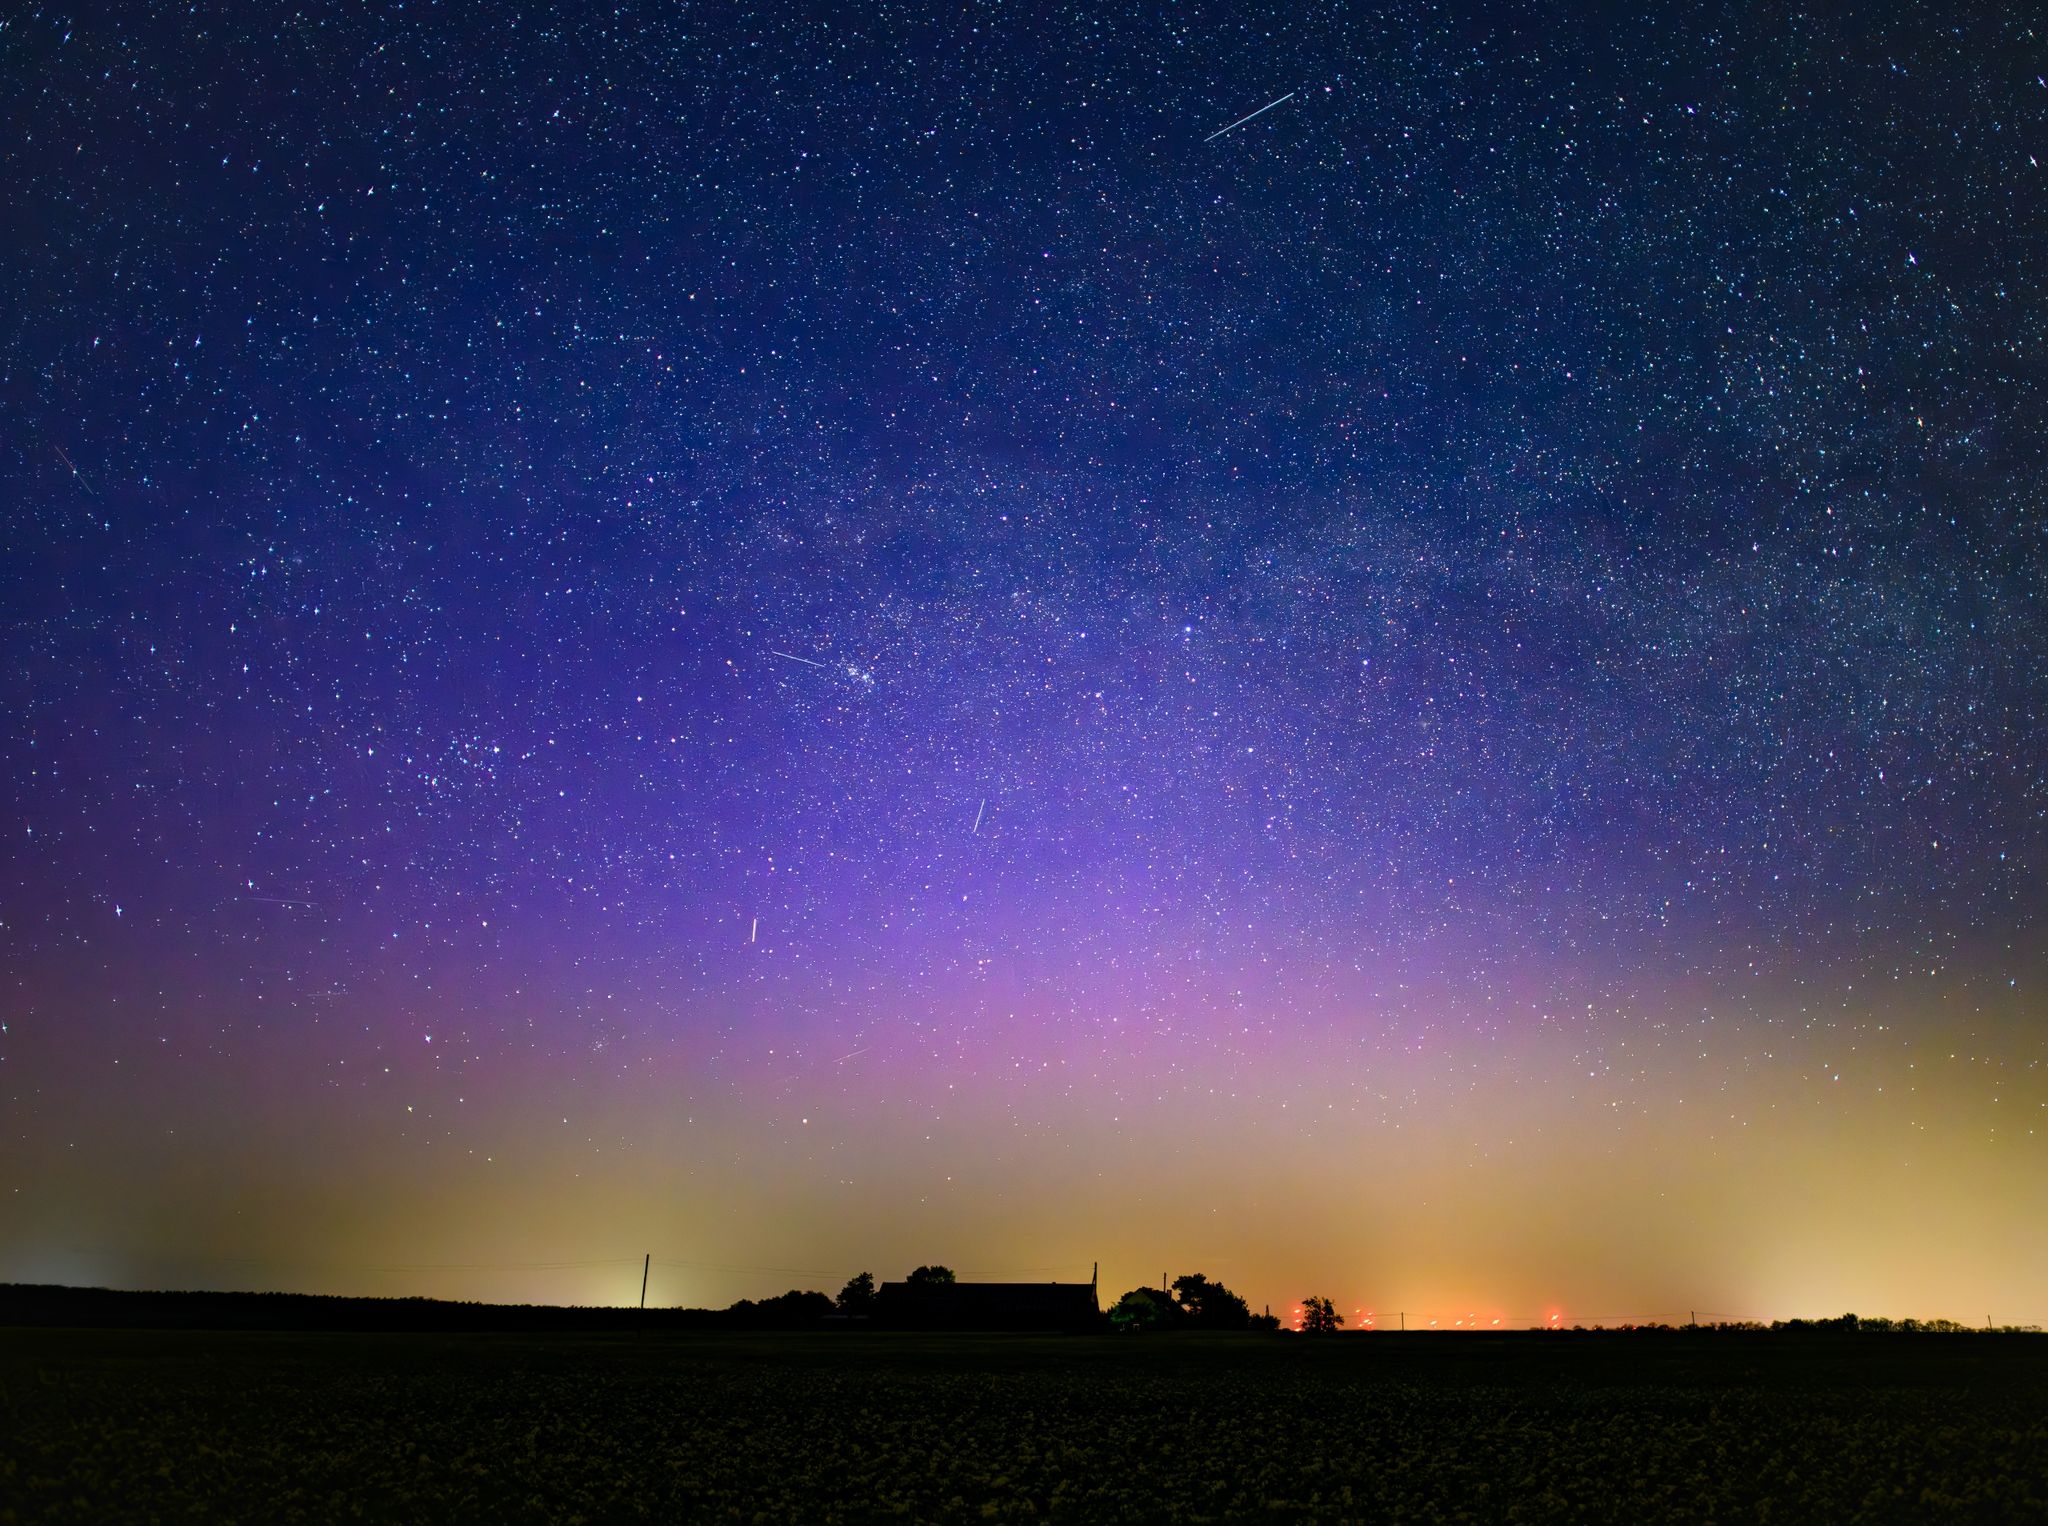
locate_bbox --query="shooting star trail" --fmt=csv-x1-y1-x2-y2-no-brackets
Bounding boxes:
835,1047,869,1064
54,445,98,495
749,916,758,944
768,649,828,669
972,798,986,834
1204,90,1296,143
239,895,320,908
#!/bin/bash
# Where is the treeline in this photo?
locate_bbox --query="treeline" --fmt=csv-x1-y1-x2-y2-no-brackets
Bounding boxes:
1464,1316,2042,1335
0,1282,835,1334
1617,1315,2043,1335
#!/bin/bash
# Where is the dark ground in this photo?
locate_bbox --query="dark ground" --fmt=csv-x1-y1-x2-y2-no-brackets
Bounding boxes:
3,1328,2044,1522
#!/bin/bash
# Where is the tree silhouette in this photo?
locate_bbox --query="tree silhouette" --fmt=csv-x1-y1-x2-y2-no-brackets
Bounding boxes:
1108,1287,1182,1332
1171,1273,1252,1330
836,1271,876,1315
1298,1296,1343,1334
905,1265,956,1286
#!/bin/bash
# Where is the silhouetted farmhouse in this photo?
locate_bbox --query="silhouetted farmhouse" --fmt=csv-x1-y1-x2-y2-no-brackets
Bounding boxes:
872,1274,1102,1332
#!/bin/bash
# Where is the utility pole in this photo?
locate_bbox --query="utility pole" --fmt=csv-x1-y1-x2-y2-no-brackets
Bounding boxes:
1399,1311,1405,1332
640,1254,650,1311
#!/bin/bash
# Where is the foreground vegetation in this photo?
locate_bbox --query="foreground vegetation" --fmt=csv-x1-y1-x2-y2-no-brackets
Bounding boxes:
4,1329,2044,1522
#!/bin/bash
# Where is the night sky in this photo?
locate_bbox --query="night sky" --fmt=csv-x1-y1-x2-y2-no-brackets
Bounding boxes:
4,3,2044,1325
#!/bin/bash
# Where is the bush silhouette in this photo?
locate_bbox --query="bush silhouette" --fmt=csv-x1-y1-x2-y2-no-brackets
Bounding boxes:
1108,1288,1182,1332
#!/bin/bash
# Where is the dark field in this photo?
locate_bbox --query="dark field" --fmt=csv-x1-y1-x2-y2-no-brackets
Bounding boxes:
3,1330,2044,1523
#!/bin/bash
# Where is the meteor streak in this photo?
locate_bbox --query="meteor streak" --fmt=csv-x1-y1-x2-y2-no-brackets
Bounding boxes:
1204,91,1296,143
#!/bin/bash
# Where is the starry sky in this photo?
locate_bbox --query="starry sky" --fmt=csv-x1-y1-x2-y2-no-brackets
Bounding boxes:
3,2,2045,1324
